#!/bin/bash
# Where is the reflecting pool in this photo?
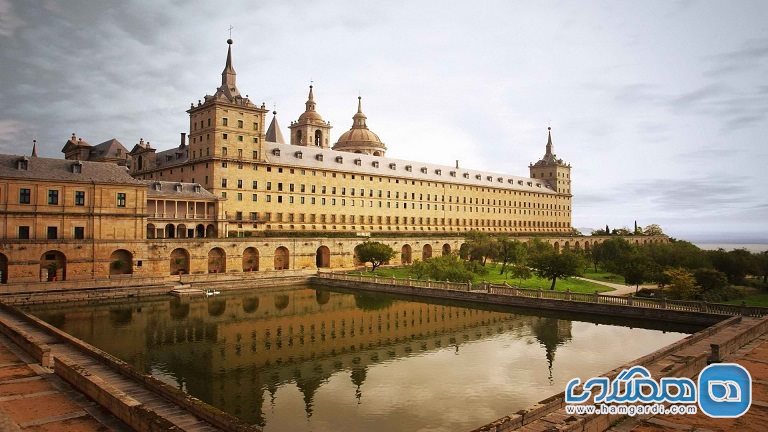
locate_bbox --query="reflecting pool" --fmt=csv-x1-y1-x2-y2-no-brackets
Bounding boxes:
25,285,695,431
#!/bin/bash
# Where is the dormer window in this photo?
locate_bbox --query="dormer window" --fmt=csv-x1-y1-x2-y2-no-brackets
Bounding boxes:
487,176,493,181
153,182,161,191
335,156,343,163
372,161,379,168
435,169,442,175
508,179,514,184
175,183,183,192
354,158,362,166
420,167,428,174
536,183,541,187
475,174,482,180
295,151,303,159
527,181,533,186
193,184,201,193
389,163,396,170
463,173,470,179
449,171,456,177
405,165,412,172
72,162,82,173
316,154,324,161
16,158,28,170
497,177,503,183
518,180,524,185
272,149,281,156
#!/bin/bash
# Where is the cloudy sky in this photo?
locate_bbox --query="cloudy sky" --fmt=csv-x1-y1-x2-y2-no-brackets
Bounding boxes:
1,0,766,242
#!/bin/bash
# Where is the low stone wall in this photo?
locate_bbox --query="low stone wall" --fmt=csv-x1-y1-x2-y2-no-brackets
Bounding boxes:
313,277,731,326
0,310,52,367
0,303,259,432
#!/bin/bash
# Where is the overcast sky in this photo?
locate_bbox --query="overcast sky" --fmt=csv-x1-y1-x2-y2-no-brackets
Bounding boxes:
1,0,766,242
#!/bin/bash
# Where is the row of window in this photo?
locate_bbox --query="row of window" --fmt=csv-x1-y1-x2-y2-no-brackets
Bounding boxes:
15,189,127,207
17,226,85,240
192,117,259,131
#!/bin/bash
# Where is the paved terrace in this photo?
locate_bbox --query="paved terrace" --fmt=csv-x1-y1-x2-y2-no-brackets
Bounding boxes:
0,304,258,432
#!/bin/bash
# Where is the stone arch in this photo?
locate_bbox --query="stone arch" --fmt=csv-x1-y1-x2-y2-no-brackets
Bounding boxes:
422,244,433,260
196,224,205,238
0,253,7,284
170,248,189,275
40,250,66,281
314,129,322,146
176,224,187,238
137,155,143,171
401,244,412,264
296,129,303,144
206,224,216,238
459,243,470,259
146,223,156,239
353,244,363,266
242,247,259,272
373,151,382,156
315,246,330,268
584,240,591,251
574,241,581,251
274,246,290,270
442,243,451,256
165,224,175,239
553,242,560,253
109,249,133,275
564,241,570,251
208,247,226,273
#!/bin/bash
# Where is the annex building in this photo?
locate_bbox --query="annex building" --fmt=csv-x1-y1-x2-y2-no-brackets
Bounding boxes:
0,38,661,288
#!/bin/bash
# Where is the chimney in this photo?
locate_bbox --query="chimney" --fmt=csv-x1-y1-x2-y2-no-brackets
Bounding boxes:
455,160,459,169
180,132,187,148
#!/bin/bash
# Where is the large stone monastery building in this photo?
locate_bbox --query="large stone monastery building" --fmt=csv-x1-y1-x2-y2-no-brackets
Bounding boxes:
128,39,573,237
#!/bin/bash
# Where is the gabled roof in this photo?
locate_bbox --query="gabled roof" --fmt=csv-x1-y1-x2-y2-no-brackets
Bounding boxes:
90,138,129,160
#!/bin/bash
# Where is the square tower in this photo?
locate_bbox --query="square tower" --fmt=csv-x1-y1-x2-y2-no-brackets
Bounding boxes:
529,127,571,195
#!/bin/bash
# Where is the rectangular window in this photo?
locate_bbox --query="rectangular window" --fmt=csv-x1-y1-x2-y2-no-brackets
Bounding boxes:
221,178,228,187
223,118,228,126
48,190,59,205
116,193,126,207
223,133,228,140
237,120,243,128
237,193,243,201
252,181,258,189
18,226,30,239
266,195,271,202
74,227,85,240
252,194,257,201
19,188,31,204
47,226,58,240
237,179,243,188
75,191,85,206
238,135,243,142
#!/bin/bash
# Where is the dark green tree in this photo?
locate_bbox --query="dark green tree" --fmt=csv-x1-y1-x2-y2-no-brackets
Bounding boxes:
530,250,584,290
464,230,497,265
496,237,527,274
355,242,395,272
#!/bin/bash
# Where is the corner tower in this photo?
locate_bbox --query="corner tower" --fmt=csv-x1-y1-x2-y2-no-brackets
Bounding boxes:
289,85,332,148
185,39,269,164
529,127,571,195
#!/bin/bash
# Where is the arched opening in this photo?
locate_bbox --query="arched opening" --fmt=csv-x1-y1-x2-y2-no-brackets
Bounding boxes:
574,241,581,251
165,224,175,239
146,223,155,239
0,253,7,284
442,243,451,256
422,244,433,260
243,247,259,272
459,243,469,259
208,247,226,273
243,297,259,313
401,244,412,265
274,294,290,310
373,151,382,156
170,248,190,275
353,245,363,266
274,246,290,270
176,224,187,238
354,150,362,154
206,224,216,238
296,130,303,144
315,246,330,268
553,242,560,254
564,241,570,251
196,224,205,238
109,249,133,275
40,251,66,281
314,130,322,146
137,155,143,171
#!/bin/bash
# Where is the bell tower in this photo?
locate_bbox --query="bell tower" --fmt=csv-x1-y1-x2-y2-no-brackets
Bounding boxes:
289,85,332,148
529,127,571,195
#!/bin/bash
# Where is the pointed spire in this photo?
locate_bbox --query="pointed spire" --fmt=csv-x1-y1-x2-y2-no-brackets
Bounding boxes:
545,127,553,156
305,85,316,112
265,111,286,144
353,96,367,128
31,139,38,157
221,38,236,88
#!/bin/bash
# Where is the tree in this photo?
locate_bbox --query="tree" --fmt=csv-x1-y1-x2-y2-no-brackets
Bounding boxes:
757,252,768,284
643,224,664,236
410,254,479,283
530,250,584,290
598,238,634,272
616,251,653,293
611,227,632,236
509,264,532,285
665,268,697,300
707,248,754,284
464,231,496,265
355,242,395,272
496,238,527,274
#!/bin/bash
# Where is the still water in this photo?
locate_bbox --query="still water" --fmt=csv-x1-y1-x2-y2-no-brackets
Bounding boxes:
26,285,694,431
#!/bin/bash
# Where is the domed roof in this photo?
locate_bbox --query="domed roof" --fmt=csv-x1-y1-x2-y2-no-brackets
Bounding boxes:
332,97,386,154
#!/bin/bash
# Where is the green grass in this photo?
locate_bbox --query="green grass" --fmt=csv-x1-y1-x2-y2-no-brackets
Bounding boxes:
581,269,626,284
723,292,768,307
353,263,613,294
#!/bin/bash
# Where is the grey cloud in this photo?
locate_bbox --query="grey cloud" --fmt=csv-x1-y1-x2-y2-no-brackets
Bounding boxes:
705,37,768,77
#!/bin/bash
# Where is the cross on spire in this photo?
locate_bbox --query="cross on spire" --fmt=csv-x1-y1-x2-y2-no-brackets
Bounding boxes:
228,25,233,39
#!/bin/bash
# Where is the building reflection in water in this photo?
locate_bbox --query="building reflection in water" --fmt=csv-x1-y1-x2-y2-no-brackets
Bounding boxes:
28,286,630,428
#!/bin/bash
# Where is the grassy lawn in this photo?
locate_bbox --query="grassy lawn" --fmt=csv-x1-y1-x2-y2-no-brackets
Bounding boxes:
723,292,768,307
581,269,625,284
353,263,613,294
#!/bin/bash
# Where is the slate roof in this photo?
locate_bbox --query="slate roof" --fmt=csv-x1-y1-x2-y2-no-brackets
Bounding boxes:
0,154,143,185
144,181,219,200
90,138,129,160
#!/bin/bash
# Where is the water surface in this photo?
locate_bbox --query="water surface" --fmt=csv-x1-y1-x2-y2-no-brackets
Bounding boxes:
26,285,694,431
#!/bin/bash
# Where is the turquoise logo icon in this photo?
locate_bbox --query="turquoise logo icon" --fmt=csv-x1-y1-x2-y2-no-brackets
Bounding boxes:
698,363,751,418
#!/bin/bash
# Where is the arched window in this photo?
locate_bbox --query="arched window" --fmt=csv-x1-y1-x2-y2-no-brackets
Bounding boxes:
296,130,303,144
314,130,322,146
